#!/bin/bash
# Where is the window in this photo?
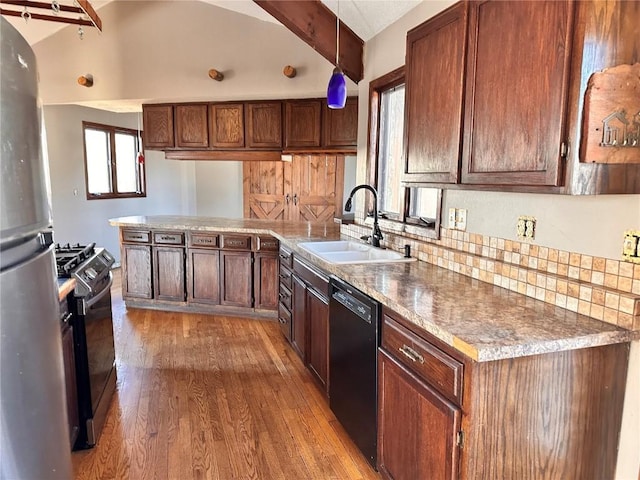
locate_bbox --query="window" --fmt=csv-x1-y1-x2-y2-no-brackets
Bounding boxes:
82,121,146,199
368,67,441,236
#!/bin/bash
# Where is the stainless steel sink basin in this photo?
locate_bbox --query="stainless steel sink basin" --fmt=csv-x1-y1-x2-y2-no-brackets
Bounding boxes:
298,241,416,264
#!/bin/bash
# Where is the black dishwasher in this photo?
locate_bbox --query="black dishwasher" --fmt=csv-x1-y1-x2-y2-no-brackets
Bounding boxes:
329,276,380,469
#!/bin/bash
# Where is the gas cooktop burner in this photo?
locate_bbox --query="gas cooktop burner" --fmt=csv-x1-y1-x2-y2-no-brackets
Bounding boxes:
55,242,96,277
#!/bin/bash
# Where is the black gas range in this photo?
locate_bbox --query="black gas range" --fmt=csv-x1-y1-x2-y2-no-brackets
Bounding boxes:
55,243,115,298
55,243,117,450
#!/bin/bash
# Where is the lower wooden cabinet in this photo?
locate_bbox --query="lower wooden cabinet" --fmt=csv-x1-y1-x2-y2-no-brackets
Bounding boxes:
121,228,279,314
378,350,461,480
187,248,220,305
380,307,630,480
291,274,307,359
288,255,330,394
153,246,186,302
253,252,278,310
220,250,253,308
306,287,329,390
121,244,152,299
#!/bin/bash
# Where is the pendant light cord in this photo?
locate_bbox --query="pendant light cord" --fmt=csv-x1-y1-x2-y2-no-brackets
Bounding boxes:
335,0,340,66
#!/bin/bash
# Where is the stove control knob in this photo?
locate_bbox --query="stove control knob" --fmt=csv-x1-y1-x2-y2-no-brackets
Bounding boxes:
85,267,97,279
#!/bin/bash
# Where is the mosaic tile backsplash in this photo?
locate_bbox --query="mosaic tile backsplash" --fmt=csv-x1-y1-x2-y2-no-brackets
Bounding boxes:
341,222,640,331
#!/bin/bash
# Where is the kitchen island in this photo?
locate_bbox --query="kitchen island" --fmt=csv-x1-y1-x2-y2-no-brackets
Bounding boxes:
110,215,635,479
109,215,636,361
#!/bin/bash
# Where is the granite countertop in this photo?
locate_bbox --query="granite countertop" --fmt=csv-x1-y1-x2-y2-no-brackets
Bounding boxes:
57,277,76,301
109,215,637,362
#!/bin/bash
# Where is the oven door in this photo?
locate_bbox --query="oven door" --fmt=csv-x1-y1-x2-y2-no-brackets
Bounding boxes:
83,272,115,416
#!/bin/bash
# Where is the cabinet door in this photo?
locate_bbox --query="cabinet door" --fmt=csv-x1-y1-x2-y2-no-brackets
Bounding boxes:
142,105,174,149
461,0,573,186
285,100,322,148
404,3,468,184
122,244,152,299
209,103,245,148
291,274,307,360
219,251,253,307
378,350,461,480
187,248,220,305
175,104,209,148
287,155,344,222
242,161,287,220
307,288,329,392
245,102,282,148
254,252,279,310
153,246,186,302
322,97,358,147
61,323,79,448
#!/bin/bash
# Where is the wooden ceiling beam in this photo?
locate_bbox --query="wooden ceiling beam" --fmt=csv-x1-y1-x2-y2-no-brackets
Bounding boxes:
253,0,363,83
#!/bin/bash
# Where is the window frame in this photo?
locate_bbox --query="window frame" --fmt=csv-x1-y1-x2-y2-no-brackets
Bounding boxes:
82,121,146,200
367,67,442,239
367,66,407,221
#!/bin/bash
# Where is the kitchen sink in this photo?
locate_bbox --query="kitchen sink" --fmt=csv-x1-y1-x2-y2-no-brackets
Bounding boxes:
298,240,416,264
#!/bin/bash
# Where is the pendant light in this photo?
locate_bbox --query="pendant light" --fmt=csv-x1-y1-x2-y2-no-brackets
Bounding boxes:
327,0,346,109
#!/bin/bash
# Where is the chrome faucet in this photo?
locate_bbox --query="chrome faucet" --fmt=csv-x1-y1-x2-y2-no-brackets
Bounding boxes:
344,184,383,247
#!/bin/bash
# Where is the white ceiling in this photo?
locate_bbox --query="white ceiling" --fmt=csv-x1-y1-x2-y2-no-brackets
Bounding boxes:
5,0,422,46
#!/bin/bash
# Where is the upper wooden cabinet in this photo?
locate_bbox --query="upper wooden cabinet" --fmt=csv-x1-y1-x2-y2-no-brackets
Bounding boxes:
175,104,209,148
284,97,358,151
461,0,573,187
142,105,174,149
404,2,468,184
322,97,358,148
143,96,358,155
209,103,245,148
403,0,639,194
245,101,283,149
285,100,322,148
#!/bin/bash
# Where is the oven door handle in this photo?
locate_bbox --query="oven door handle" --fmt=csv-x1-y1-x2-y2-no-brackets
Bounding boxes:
84,271,113,309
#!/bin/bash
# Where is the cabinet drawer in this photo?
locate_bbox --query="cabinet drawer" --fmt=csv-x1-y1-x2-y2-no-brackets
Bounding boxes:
279,284,292,310
279,264,292,290
256,236,279,252
221,234,252,250
279,246,293,269
278,302,292,340
189,233,219,248
122,229,150,244
293,256,329,298
153,231,185,245
382,313,463,404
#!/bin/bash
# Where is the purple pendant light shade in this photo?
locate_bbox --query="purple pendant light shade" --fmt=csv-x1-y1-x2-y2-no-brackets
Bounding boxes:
327,0,346,109
327,67,347,109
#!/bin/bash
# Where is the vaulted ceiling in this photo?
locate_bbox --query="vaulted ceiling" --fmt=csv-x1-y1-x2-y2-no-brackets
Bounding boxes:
5,0,421,46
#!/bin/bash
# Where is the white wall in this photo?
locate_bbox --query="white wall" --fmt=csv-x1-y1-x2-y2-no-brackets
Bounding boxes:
194,161,244,217
360,3,639,478
43,105,196,262
32,0,357,107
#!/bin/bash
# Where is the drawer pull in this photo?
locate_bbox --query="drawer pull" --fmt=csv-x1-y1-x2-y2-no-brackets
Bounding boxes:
279,254,289,261
131,235,143,239
399,345,424,364
161,235,175,240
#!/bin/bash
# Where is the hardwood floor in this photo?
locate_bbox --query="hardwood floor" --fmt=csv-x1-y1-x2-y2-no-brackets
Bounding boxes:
72,269,380,480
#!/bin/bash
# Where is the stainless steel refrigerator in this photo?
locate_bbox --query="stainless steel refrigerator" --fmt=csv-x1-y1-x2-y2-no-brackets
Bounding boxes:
0,17,73,479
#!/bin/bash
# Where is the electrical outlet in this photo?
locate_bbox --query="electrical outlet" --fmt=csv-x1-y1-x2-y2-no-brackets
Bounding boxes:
622,230,640,263
517,216,536,240
448,208,457,229
456,209,467,231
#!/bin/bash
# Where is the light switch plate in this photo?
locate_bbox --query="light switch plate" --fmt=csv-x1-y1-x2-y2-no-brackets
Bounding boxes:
448,208,457,229
622,230,640,263
455,209,467,231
